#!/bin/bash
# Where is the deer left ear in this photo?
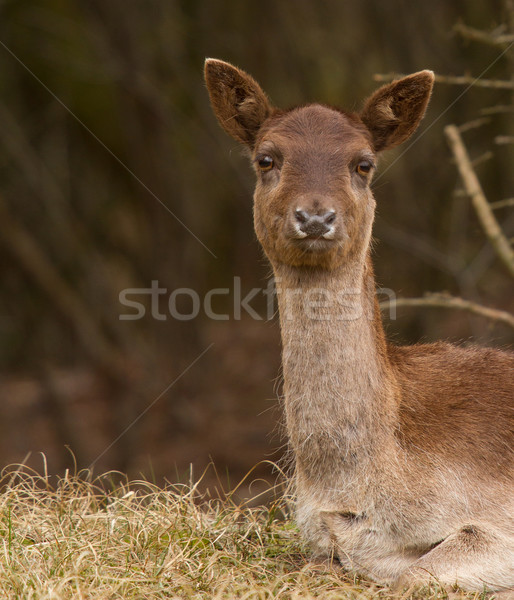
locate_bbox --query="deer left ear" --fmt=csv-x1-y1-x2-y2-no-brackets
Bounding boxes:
360,71,434,152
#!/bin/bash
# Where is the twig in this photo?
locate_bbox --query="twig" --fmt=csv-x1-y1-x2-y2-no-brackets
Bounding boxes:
480,105,514,115
471,151,493,168
453,22,514,47
453,194,514,209
444,124,514,277
495,135,514,144
458,117,491,132
374,73,514,90
380,293,514,330
491,198,514,209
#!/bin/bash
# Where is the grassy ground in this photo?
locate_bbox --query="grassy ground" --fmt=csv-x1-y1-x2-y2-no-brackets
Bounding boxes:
0,464,487,599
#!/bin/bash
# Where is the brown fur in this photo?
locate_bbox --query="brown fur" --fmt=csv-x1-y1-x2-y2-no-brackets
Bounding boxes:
205,58,514,593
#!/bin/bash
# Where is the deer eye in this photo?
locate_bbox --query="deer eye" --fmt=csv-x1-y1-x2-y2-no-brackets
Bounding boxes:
257,155,274,172
356,160,373,176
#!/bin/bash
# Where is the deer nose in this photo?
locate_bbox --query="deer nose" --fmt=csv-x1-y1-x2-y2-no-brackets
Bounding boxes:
295,209,336,236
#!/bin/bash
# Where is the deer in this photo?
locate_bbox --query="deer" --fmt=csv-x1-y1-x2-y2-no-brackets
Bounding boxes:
204,58,514,594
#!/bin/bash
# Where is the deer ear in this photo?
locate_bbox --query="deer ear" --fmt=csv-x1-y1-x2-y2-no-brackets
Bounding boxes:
360,71,434,152
204,58,273,147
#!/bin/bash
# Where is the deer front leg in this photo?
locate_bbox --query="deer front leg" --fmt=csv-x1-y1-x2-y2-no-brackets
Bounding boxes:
319,510,424,582
395,525,514,593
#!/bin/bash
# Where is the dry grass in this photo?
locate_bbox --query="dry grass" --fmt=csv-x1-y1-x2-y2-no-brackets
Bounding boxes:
0,463,488,600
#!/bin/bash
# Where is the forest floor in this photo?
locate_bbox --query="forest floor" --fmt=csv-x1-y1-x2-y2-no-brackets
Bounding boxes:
0,465,492,600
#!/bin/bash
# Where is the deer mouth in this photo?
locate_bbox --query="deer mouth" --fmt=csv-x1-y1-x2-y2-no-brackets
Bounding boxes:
290,235,337,253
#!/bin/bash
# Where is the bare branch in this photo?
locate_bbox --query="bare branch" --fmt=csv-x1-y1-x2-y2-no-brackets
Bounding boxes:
458,117,491,132
471,151,494,168
374,73,514,90
380,293,514,330
480,105,514,115
454,195,514,209
453,22,514,47
495,135,514,144
444,124,514,277
491,198,514,209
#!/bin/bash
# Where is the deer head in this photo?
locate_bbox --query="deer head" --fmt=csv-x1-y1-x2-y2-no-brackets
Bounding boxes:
205,59,434,270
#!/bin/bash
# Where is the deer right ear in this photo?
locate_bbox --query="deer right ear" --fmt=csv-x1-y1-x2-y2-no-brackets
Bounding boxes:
360,71,434,152
204,58,273,147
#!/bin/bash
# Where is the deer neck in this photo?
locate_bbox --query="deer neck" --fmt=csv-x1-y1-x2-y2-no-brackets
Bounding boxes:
273,253,398,491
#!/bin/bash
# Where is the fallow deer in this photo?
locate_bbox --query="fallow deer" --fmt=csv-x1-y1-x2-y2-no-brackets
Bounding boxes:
204,58,514,593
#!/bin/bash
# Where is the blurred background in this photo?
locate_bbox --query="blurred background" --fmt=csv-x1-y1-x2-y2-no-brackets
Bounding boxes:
0,0,512,492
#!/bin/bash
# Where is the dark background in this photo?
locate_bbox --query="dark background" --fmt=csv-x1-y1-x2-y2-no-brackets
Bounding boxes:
0,0,512,492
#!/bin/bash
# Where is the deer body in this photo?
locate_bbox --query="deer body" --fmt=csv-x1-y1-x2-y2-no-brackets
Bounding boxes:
205,59,514,592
